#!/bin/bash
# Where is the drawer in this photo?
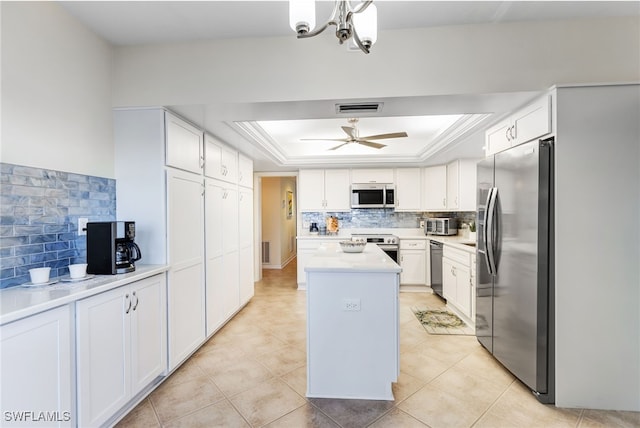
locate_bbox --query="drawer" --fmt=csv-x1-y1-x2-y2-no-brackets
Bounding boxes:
400,239,427,250
444,245,470,266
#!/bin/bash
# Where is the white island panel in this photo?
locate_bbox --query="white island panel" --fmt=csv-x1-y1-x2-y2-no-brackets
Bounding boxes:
305,243,400,400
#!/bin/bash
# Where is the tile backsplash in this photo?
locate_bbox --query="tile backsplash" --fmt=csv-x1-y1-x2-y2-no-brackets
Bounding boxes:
302,210,476,230
0,163,116,288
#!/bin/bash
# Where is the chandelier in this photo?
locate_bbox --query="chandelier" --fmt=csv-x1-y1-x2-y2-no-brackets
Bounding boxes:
289,0,378,54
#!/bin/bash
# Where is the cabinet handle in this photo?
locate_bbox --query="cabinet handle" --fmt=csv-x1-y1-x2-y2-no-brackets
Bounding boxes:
443,198,446,207
200,155,204,169
451,267,456,277
125,293,132,314
239,172,243,181
510,125,516,140
132,291,139,311
505,127,511,141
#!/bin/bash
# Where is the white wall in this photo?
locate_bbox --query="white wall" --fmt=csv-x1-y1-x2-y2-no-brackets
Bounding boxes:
554,85,640,410
1,2,114,178
111,17,639,107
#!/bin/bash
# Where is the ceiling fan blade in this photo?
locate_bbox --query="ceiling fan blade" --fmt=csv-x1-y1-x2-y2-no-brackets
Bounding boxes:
328,142,351,151
299,138,349,142
357,140,387,149
341,126,357,139
359,132,408,140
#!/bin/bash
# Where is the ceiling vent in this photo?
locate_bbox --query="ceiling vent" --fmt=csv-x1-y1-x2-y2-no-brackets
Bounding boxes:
335,102,383,114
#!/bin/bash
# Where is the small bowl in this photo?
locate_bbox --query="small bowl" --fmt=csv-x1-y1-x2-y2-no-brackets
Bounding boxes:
69,263,88,279
339,240,366,253
29,267,51,284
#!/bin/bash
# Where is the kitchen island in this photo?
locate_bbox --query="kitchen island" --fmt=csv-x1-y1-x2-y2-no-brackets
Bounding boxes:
305,242,402,400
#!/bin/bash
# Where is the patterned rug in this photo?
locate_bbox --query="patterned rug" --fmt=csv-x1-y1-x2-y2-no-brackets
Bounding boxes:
412,307,475,335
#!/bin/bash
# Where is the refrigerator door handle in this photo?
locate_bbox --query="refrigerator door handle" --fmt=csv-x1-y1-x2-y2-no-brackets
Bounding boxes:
485,187,498,274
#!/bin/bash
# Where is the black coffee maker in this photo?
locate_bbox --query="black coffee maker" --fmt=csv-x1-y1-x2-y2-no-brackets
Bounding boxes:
87,221,142,274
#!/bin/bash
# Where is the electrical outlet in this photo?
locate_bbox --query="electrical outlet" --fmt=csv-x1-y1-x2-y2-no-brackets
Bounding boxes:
342,298,361,311
419,220,425,228
78,218,89,236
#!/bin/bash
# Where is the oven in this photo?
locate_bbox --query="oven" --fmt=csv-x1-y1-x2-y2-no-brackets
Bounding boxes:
351,234,399,263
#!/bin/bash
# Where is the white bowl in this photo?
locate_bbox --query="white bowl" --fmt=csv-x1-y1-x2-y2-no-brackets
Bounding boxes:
339,240,366,253
29,267,51,284
69,263,88,279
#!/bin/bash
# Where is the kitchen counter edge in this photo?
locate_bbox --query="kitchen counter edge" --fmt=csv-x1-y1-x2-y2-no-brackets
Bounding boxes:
0,264,169,325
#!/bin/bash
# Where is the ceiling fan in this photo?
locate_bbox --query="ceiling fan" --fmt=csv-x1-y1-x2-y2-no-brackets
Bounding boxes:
301,118,408,150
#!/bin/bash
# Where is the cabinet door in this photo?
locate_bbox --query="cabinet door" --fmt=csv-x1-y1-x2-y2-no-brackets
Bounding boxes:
446,160,459,210
485,119,512,156
239,245,254,305
423,165,447,210
513,94,551,145
400,251,426,285
442,258,456,302
167,169,205,369
238,154,254,188
205,179,225,336
351,168,393,183
223,187,239,253
1,306,72,428
165,112,203,174
299,169,326,211
76,287,129,428
395,168,422,211
130,275,167,395
204,134,223,180
323,169,351,211
455,262,472,318
223,250,240,319
238,189,253,250
221,145,239,183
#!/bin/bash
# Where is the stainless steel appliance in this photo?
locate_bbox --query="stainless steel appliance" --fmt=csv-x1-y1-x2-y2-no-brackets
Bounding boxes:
351,233,399,263
350,184,395,209
425,218,458,236
429,241,444,298
476,138,554,404
87,221,142,274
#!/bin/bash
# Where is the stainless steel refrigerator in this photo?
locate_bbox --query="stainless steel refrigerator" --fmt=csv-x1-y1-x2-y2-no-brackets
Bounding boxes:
476,138,554,404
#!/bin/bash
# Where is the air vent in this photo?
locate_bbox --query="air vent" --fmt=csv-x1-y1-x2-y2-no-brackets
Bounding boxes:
335,102,383,114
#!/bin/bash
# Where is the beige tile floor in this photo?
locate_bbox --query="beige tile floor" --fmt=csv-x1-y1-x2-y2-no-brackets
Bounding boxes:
117,260,639,428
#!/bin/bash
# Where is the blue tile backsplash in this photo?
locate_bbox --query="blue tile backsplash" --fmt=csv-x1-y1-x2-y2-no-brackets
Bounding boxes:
0,163,116,288
302,210,476,230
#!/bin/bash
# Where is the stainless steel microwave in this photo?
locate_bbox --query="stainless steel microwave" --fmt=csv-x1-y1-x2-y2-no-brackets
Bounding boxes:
350,184,395,209
425,218,458,236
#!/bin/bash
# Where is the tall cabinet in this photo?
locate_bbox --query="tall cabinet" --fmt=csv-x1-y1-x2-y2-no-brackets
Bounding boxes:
114,108,254,370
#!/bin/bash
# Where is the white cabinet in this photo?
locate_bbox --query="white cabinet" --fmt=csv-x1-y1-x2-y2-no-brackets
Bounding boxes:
399,239,427,285
485,95,551,156
298,169,350,211
167,168,205,370
165,111,203,174
395,168,422,211
422,165,447,211
442,246,472,322
238,154,254,189
76,275,167,428
239,188,254,305
446,159,477,211
1,306,72,428
350,168,394,184
205,134,238,184
297,238,338,289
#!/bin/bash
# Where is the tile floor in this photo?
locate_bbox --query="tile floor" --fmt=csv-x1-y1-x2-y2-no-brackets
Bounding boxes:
117,260,639,428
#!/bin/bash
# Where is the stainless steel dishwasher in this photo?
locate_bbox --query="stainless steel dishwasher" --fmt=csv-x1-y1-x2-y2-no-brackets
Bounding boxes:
429,241,444,298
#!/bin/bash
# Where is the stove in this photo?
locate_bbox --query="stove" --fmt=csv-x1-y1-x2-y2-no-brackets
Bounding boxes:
351,233,399,263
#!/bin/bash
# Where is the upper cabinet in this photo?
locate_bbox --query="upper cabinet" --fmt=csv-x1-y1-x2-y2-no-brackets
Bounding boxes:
205,134,238,184
165,112,204,174
238,154,254,189
351,168,394,184
395,168,422,211
446,159,477,211
299,169,351,211
485,95,552,156
422,165,447,211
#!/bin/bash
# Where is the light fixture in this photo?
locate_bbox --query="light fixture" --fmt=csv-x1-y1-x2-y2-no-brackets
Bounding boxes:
289,0,378,54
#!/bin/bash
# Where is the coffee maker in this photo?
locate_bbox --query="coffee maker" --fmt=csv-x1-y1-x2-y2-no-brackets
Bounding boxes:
86,221,142,274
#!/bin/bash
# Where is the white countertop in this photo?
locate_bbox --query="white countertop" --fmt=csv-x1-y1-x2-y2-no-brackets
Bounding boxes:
0,264,169,325
305,242,402,274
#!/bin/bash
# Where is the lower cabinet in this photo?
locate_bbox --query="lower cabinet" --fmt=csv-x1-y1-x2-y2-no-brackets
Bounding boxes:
76,275,167,428
399,239,427,285
296,239,330,289
442,246,472,322
0,306,73,428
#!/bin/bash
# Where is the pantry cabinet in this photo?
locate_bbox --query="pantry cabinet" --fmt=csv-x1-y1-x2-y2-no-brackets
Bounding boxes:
299,169,351,211
165,112,204,174
0,305,73,428
422,165,447,211
76,275,166,428
239,188,255,305
238,154,254,189
395,168,422,211
205,134,238,184
399,239,427,285
485,95,551,156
